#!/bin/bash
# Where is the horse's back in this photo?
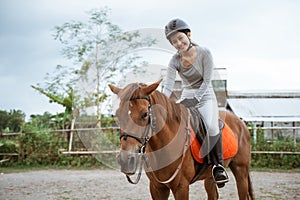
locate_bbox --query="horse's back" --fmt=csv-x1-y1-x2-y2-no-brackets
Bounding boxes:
219,110,249,140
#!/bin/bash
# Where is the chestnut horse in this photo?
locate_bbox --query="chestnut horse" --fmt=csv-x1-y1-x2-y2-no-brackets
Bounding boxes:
109,79,254,200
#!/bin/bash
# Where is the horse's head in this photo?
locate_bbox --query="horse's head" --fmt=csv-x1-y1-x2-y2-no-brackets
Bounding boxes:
108,79,162,175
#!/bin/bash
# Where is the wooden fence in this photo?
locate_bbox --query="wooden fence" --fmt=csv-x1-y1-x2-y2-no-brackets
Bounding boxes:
1,126,299,164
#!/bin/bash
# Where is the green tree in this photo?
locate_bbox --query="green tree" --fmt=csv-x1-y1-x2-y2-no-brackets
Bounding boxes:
0,109,25,133
31,85,75,128
29,112,53,128
33,7,155,127
0,110,9,132
23,111,62,133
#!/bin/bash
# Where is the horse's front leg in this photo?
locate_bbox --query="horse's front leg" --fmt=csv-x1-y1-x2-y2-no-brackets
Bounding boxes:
150,182,170,200
204,177,218,200
171,182,190,200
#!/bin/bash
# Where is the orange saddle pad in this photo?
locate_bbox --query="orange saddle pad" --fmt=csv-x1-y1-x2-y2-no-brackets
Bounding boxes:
190,122,238,163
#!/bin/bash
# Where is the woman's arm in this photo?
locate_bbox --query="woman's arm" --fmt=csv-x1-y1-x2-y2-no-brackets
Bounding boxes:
195,48,214,101
162,59,177,97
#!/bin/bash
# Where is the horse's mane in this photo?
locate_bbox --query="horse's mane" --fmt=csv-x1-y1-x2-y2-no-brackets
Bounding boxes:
118,82,185,123
151,90,184,123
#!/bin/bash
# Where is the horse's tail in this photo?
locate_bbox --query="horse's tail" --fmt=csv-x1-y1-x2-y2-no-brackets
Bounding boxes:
248,172,255,199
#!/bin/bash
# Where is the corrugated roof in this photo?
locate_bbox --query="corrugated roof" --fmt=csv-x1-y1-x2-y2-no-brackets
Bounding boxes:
227,98,300,122
228,90,300,98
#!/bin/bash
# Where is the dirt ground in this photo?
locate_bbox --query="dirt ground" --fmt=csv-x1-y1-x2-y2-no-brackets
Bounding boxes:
0,169,299,200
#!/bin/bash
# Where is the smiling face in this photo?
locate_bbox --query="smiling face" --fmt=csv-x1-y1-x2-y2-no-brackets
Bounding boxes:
169,31,191,52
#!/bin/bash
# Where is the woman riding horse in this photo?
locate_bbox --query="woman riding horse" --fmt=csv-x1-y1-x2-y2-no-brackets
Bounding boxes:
109,80,254,199
163,18,229,187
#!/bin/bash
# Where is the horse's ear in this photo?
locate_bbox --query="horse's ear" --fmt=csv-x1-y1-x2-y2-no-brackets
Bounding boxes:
143,79,163,95
108,84,121,95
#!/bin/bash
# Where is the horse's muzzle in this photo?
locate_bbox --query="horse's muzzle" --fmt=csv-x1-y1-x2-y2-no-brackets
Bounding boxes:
118,150,139,175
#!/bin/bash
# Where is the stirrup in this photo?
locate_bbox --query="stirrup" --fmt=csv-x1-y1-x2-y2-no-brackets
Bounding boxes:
212,164,229,185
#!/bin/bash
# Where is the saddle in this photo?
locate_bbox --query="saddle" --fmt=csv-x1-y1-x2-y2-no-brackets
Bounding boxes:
188,107,238,164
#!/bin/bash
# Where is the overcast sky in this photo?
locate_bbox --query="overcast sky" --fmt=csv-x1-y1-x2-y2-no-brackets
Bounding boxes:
1,0,300,119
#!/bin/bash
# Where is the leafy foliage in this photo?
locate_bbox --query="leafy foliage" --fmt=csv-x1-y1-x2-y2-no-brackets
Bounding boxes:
0,109,25,133
0,115,118,167
31,85,75,128
250,128,300,169
32,7,155,127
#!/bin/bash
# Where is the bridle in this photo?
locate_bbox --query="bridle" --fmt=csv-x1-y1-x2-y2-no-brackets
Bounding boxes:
119,95,156,151
119,95,154,184
119,95,190,185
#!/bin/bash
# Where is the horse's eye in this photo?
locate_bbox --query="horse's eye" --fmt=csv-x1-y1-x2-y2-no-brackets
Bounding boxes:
141,112,149,120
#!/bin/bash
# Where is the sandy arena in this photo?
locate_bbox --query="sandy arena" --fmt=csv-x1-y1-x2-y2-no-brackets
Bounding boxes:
1,169,299,199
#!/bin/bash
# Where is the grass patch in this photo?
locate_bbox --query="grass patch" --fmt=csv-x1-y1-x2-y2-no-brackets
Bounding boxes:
250,167,300,173
0,164,108,174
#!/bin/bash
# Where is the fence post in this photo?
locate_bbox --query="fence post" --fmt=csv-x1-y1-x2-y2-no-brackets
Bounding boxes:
68,118,76,152
252,123,259,150
293,122,296,147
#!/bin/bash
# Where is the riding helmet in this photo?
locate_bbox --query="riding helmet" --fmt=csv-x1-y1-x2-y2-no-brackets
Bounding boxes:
164,18,191,40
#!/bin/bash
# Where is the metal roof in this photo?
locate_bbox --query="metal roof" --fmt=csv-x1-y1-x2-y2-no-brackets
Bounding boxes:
227,98,300,122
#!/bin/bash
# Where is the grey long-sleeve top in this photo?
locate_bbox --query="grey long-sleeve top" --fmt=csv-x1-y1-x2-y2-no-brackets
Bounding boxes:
163,46,215,101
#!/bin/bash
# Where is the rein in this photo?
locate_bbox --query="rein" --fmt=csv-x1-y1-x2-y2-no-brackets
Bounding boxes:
122,95,191,185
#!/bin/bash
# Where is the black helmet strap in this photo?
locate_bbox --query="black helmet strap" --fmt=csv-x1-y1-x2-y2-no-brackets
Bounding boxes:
186,41,193,51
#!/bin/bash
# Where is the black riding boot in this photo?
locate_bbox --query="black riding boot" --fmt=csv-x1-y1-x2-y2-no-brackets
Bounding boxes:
209,133,229,188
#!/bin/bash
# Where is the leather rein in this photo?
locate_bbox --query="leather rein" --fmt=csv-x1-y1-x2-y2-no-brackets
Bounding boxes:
120,95,190,185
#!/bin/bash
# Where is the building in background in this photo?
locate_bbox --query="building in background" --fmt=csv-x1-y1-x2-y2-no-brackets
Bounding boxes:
162,67,300,142
226,90,300,142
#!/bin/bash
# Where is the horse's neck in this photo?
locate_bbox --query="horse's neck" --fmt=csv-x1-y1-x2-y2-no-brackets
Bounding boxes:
146,103,188,173
148,101,188,152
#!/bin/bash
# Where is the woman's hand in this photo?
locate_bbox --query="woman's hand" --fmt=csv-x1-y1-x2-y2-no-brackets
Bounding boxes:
180,97,199,107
